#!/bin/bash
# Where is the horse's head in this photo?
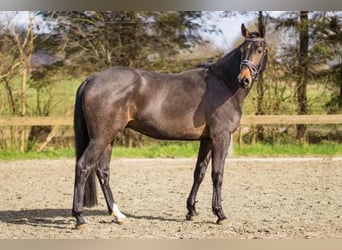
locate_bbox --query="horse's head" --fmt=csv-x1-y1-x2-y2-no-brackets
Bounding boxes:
237,23,268,89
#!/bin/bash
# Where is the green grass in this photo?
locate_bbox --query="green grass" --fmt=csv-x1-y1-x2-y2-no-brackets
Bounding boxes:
1,142,341,161
112,142,199,158
0,148,75,161
235,143,342,157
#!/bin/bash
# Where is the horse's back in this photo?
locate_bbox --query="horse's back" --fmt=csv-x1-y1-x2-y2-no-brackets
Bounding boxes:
84,66,139,92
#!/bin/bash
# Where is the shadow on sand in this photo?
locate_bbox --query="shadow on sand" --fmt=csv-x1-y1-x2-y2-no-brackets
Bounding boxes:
0,208,104,229
0,208,187,229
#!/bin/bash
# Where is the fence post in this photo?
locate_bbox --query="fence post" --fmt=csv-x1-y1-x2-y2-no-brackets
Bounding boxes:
228,134,234,157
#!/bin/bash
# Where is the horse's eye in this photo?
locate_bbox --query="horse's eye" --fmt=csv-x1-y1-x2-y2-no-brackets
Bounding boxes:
257,48,263,54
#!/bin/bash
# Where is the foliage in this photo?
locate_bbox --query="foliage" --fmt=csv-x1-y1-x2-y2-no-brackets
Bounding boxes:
36,11,212,74
269,11,342,107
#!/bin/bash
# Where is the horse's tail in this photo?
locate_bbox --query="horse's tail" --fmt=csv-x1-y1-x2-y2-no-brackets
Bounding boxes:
74,79,98,207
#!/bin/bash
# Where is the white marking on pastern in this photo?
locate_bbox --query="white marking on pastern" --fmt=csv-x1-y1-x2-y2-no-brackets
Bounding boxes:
112,203,126,224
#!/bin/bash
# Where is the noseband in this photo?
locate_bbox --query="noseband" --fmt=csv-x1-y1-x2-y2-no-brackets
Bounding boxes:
240,38,267,80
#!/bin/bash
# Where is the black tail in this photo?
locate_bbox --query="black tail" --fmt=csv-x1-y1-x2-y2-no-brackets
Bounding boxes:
74,80,98,207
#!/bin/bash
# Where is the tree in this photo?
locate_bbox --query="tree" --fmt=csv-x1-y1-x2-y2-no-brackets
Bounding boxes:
310,12,342,111
37,11,209,75
270,11,309,140
296,11,309,140
269,11,342,140
0,30,20,116
255,11,267,141
0,12,36,150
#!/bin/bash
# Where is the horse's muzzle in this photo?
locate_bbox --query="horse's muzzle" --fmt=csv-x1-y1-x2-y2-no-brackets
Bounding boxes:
237,65,253,89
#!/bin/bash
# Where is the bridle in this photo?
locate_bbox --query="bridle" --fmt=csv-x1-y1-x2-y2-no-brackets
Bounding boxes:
240,37,267,81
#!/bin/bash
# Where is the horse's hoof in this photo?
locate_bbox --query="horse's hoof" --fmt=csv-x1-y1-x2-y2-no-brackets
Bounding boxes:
186,213,198,221
74,222,87,230
216,218,228,225
112,214,126,225
112,205,126,225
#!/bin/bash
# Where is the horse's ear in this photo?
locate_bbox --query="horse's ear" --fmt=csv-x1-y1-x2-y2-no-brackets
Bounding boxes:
258,22,265,38
241,23,249,38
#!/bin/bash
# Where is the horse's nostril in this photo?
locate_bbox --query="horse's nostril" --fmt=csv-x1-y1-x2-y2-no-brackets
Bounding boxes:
239,77,250,87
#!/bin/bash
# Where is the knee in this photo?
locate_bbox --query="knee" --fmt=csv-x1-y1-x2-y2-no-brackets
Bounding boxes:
212,172,223,187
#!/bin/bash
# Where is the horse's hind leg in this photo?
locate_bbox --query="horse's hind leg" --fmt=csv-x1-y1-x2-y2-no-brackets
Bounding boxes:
186,139,212,220
72,139,109,228
95,144,114,213
95,144,126,224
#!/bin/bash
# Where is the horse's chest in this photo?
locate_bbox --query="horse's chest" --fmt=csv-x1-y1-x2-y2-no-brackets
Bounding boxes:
209,106,242,133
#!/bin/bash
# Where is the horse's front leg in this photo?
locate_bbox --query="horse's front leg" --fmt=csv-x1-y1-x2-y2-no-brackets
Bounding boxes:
186,139,212,220
211,132,231,225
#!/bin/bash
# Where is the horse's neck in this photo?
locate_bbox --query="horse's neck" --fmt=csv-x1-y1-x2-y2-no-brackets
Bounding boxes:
210,49,241,88
211,49,250,107
234,87,250,108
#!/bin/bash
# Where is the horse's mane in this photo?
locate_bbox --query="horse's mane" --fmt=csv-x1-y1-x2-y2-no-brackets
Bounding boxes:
195,45,241,87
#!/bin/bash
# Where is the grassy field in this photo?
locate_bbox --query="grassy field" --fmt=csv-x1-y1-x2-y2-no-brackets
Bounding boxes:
1,142,342,161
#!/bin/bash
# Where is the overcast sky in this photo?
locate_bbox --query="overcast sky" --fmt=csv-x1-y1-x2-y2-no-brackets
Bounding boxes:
202,12,256,50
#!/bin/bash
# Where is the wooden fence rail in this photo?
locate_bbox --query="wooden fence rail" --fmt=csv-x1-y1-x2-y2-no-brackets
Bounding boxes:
240,114,342,125
0,115,341,127
0,116,73,126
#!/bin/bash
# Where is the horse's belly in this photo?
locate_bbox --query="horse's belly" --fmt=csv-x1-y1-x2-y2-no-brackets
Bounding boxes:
126,119,207,140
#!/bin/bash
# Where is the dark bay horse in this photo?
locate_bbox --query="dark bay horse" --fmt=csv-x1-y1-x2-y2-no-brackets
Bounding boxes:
72,23,268,228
